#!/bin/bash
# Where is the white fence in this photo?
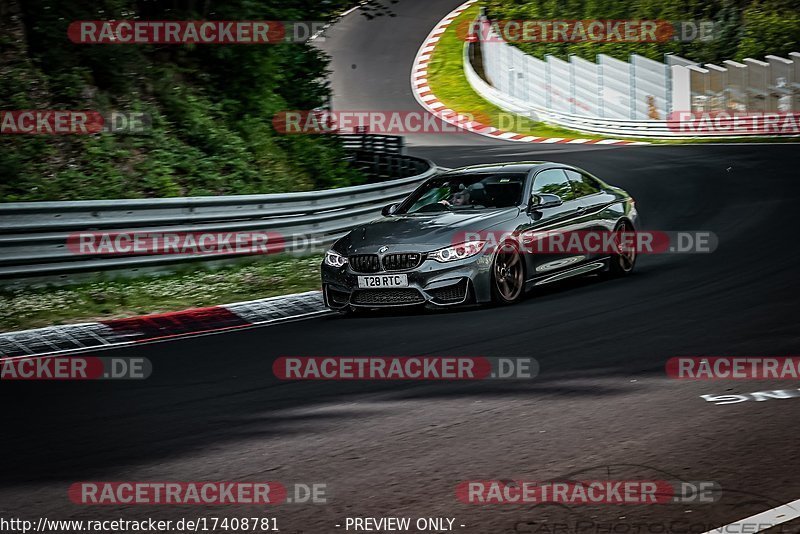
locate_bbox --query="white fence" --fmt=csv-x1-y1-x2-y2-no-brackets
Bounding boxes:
680,54,800,113
472,15,800,137
478,17,676,121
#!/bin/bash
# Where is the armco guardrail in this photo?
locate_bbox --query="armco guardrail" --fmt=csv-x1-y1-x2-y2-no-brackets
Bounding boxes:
339,134,404,153
0,151,437,284
339,134,428,179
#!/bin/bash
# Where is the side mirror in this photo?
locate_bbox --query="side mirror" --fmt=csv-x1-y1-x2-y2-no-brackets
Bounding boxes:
381,203,398,216
530,193,563,210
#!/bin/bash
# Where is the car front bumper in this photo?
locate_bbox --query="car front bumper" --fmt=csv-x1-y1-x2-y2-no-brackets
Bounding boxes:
321,253,494,309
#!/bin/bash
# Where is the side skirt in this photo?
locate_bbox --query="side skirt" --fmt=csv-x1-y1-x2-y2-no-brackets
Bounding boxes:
526,258,609,287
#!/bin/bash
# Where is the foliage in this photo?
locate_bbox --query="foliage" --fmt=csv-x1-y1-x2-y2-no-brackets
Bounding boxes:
483,0,800,63
0,0,371,201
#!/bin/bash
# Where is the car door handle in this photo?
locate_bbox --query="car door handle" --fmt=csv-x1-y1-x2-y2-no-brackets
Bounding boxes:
575,206,587,214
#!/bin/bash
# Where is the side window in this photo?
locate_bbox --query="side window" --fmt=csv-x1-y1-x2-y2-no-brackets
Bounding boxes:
564,169,602,198
532,169,575,201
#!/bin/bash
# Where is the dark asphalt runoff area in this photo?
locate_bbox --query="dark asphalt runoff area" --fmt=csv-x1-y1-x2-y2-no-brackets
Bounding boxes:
2,1,799,532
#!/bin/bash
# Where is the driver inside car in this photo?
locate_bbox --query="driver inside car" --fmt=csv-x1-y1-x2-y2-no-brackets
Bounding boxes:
438,183,469,207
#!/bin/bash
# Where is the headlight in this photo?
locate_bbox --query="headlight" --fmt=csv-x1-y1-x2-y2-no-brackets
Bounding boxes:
324,250,348,268
431,241,486,263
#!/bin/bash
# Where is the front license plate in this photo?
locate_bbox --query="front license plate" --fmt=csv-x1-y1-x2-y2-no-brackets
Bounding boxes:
357,274,409,288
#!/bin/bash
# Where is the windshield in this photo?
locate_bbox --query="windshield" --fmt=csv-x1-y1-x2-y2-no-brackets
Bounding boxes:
396,172,527,214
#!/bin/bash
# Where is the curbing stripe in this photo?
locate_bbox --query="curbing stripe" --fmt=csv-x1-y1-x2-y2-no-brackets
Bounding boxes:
0,291,329,360
0,323,123,359
102,306,249,342
409,0,648,146
224,291,325,324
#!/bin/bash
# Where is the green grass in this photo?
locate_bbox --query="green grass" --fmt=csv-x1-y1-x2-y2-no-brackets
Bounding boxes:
425,5,799,145
0,254,323,332
425,6,600,140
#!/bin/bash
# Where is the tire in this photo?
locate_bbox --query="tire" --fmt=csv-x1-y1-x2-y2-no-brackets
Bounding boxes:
491,241,525,304
607,220,637,276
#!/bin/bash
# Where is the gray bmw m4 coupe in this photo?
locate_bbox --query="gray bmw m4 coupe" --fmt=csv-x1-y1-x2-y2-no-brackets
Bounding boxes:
321,162,639,311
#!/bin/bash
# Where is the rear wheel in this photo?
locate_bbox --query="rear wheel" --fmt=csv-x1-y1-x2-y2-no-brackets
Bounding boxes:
607,220,637,276
491,241,525,304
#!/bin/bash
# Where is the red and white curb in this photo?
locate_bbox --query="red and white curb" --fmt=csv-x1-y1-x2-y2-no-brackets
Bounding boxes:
410,0,647,146
0,291,328,360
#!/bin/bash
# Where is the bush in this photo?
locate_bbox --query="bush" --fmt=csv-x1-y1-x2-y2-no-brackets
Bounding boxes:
0,0,365,201
483,0,800,64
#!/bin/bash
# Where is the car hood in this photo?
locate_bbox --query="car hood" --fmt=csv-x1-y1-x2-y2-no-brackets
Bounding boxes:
336,208,520,254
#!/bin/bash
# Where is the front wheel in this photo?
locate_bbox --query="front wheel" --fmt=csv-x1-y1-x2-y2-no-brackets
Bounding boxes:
491,241,525,304
607,220,637,276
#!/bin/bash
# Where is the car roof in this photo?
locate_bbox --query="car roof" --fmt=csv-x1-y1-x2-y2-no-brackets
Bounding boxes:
443,162,573,174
